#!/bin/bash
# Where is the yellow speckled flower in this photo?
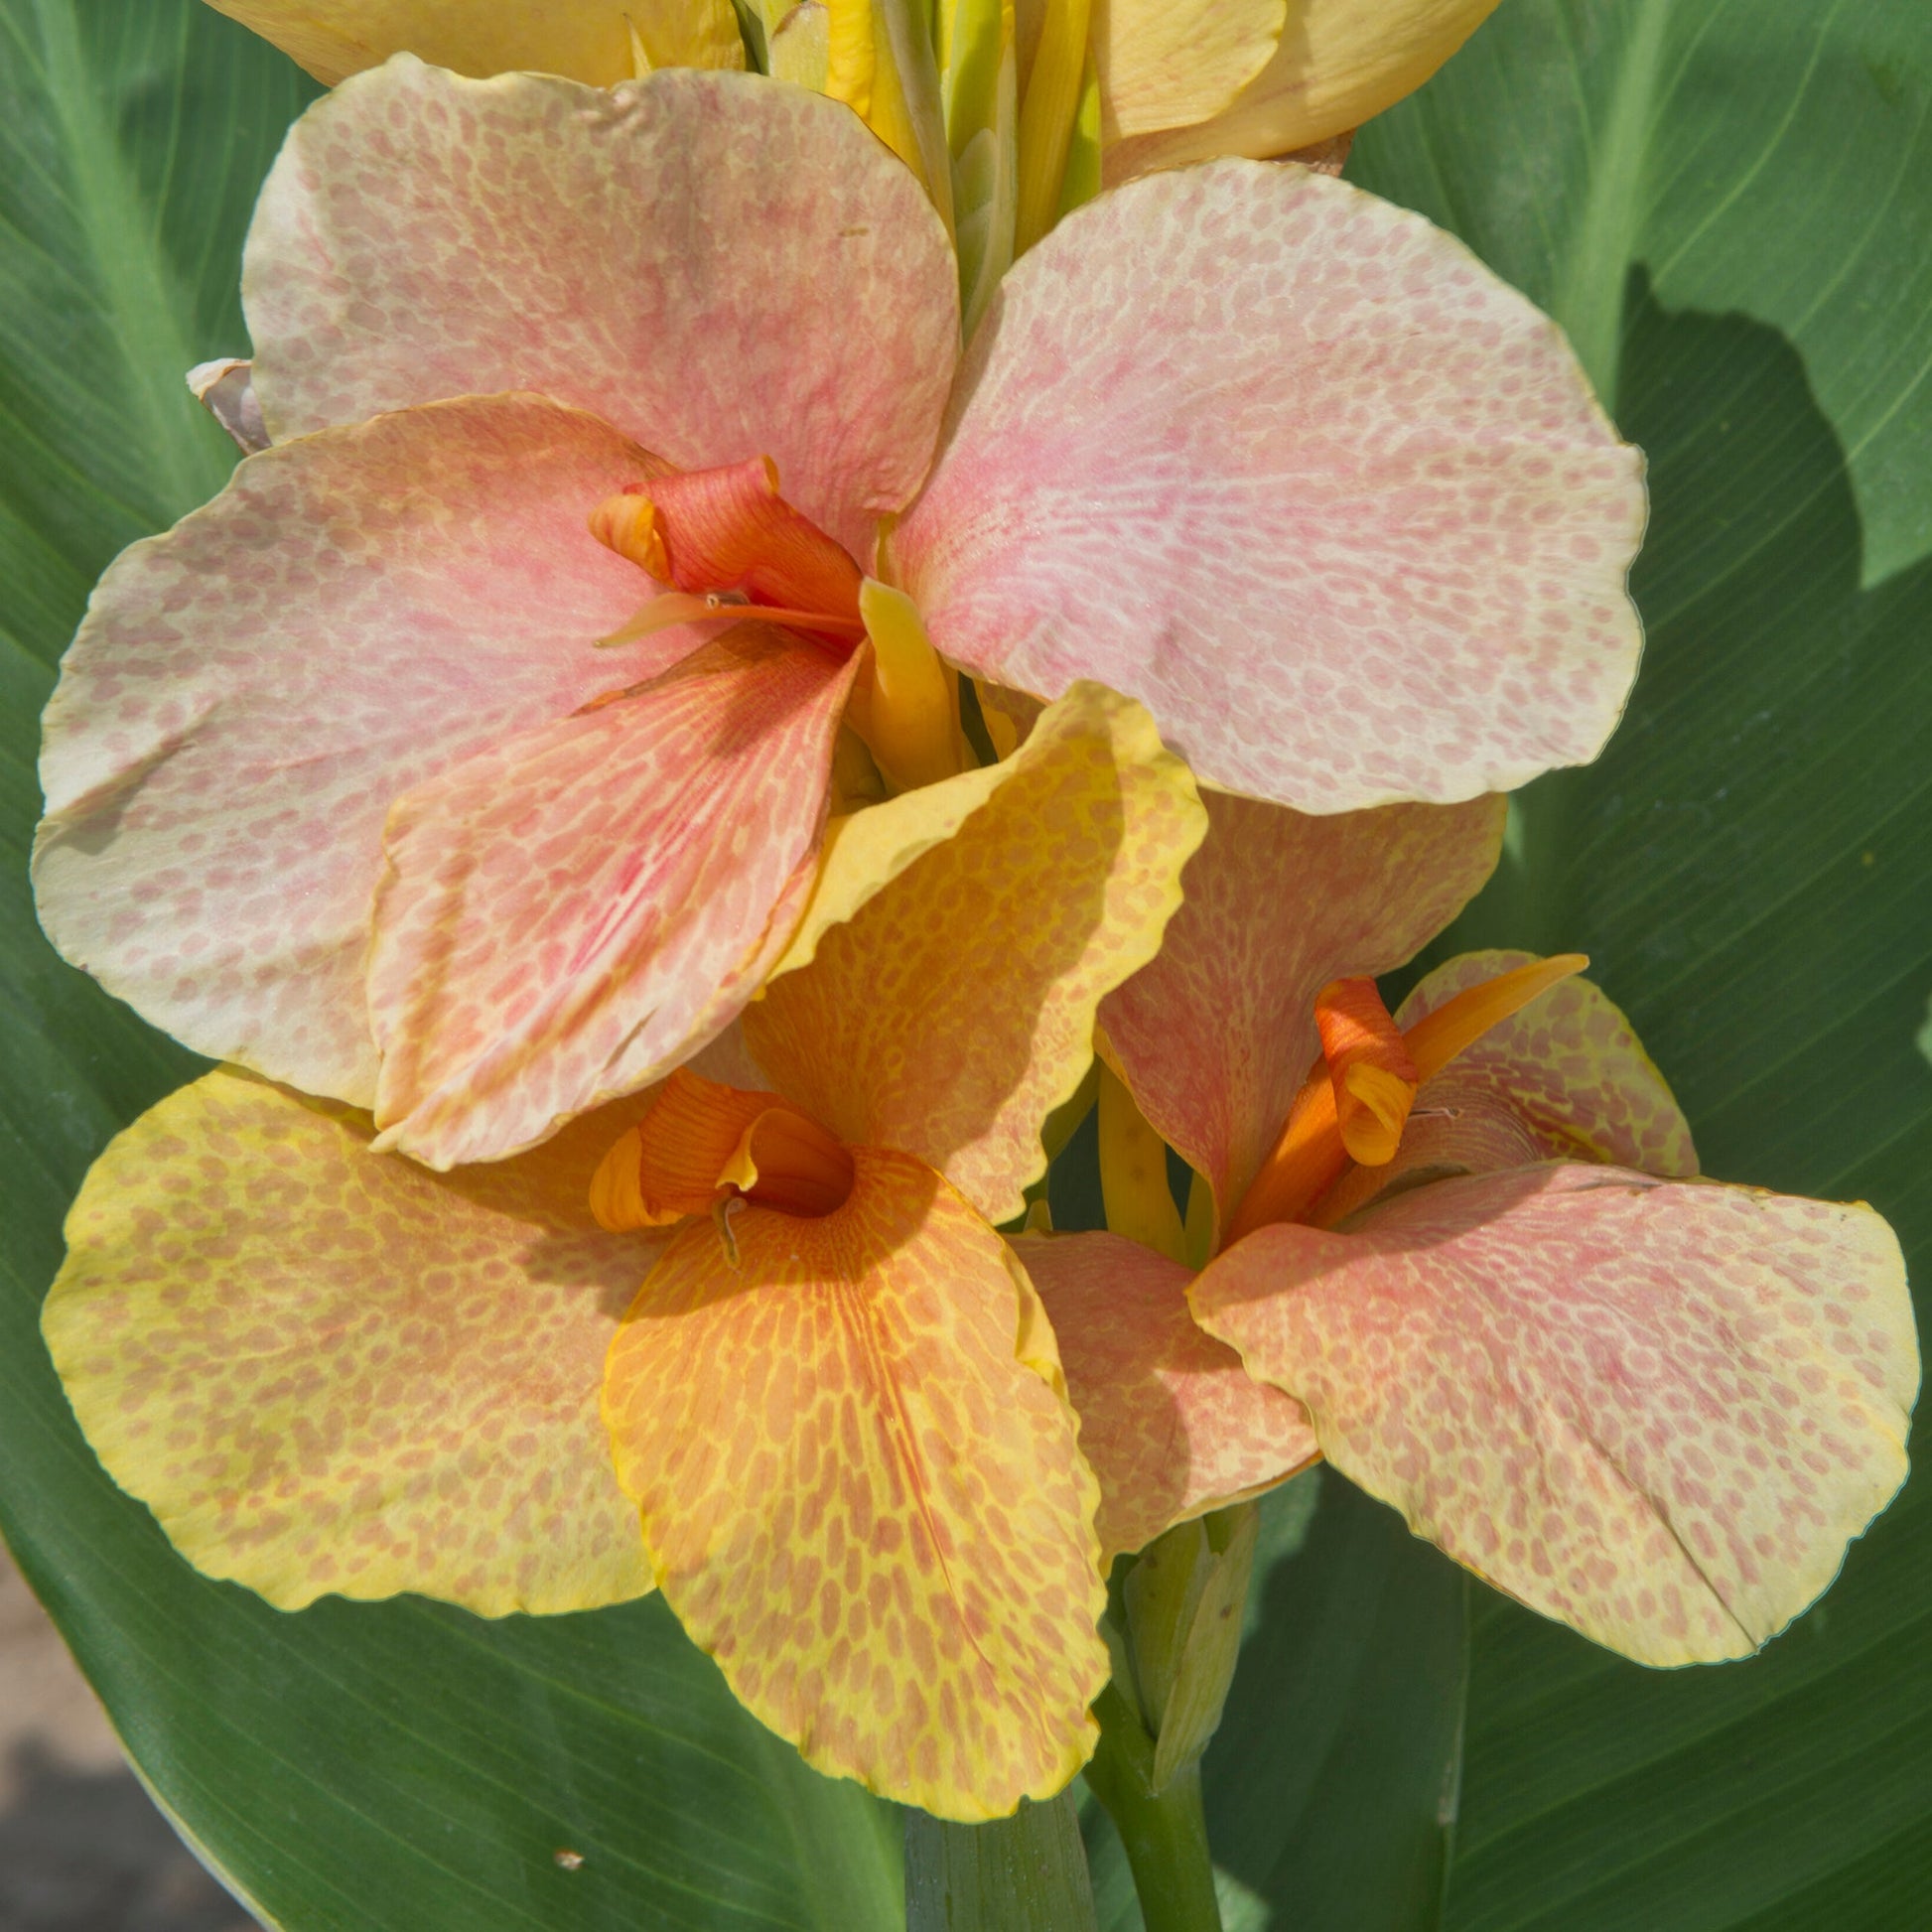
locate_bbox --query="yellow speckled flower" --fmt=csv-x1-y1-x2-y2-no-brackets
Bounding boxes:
44,684,1206,1821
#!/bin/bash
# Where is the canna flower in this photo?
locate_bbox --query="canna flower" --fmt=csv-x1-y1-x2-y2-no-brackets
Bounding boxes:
1029,795,1918,1660
36,57,1644,1172
44,690,1204,1819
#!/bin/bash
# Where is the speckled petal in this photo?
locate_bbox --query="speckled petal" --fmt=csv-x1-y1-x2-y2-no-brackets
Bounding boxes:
1092,0,1286,140
369,627,859,1170
1100,790,1502,1241
246,61,959,555
1316,948,1699,1222
745,683,1206,1224
34,394,672,1108
894,162,1645,812
603,1148,1108,1818
1195,1164,1918,1664
1105,0,1501,177
1016,1231,1318,1562
203,0,745,86
43,1068,660,1614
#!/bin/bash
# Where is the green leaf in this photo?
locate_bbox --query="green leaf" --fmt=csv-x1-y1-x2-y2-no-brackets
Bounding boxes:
0,5,900,1926
1311,3,1932,1926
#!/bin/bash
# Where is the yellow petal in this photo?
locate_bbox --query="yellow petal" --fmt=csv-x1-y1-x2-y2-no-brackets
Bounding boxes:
603,1148,1108,1817
1092,0,1285,141
748,682,1205,1223
205,0,744,86
1105,0,1501,178
43,1069,660,1614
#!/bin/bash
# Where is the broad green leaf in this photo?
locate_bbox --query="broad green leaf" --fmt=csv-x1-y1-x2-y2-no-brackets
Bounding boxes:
0,5,900,1926
1285,3,1932,1927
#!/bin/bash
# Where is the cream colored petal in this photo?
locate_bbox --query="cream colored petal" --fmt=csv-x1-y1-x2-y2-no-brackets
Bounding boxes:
1092,0,1286,141
204,0,743,86
1104,0,1502,179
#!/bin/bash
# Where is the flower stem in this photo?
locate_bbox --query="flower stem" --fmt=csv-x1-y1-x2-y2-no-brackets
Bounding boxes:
1085,1686,1223,1932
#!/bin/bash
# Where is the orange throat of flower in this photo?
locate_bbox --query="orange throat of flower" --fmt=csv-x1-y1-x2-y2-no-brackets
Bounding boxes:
1223,953,1589,1245
591,1070,857,1232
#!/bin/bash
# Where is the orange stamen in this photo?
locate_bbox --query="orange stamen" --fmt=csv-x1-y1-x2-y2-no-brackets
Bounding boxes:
1404,953,1587,1081
1314,976,1420,1168
1223,952,1589,1245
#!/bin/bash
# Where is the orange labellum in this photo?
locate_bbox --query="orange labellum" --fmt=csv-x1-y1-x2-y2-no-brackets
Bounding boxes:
591,1069,855,1231
1225,953,1590,1244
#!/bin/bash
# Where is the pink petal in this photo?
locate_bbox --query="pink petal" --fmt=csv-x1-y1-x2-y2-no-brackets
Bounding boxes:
370,627,859,1169
894,163,1646,811
35,395,674,1106
1099,790,1502,1238
246,61,959,556
1317,947,1699,1222
1017,1231,1317,1562
1195,1164,1918,1663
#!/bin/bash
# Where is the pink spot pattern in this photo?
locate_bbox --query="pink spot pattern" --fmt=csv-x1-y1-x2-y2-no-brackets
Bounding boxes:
369,627,857,1169
1018,1230,1318,1561
245,61,960,557
42,1069,662,1615
895,161,1647,811
1100,789,1504,1236
1197,1165,1917,1663
35,397,669,1108
604,1150,1109,1820
1316,948,1700,1223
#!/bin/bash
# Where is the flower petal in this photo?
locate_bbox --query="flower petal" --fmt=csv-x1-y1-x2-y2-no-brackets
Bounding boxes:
1092,0,1286,140
34,394,670,1107
369,627,859,1169
745,683,1205,1223
203,0,744,86
603,1148,1108,1818
1317,947,1699,1222
1194,1164,1918,1664
1015,1231,1318,1562
894,162,1645,811
1099,790,1502,1240
42,1068,660,1614
1105,0,1501,176
246,61,958,555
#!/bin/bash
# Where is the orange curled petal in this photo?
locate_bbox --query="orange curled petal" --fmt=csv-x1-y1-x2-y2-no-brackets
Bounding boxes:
1403,951,1587,1082
1221,1070,1346,1246
603,1148,1108,1818
591,1069,855,1229
640,456,864,632
1314,976,1418,1167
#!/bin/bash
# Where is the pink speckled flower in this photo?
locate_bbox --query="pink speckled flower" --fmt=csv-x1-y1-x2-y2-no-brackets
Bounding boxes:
36,55,1645,1172
1033,795,1918,1663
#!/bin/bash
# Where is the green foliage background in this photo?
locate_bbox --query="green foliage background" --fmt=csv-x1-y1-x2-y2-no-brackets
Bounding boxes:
1,1,1927,1927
